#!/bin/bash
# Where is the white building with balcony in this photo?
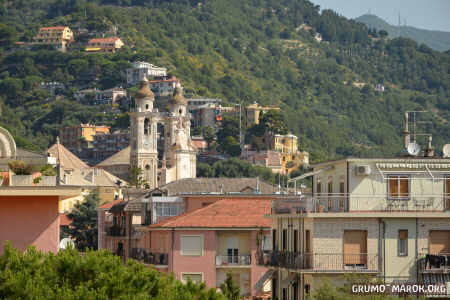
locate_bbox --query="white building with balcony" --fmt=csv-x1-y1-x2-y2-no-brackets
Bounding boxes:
263,156,450,300
126,62,167,85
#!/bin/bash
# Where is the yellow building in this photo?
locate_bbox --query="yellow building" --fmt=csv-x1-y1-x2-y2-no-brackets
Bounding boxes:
271,133,309,174
59,124,110,151
86,37,124,53
33,26,74,52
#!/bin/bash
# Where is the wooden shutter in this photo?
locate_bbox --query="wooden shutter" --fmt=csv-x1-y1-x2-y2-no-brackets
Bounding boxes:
388,177,398,197
344,230,367,265
429,230,450,254
446,178,450,210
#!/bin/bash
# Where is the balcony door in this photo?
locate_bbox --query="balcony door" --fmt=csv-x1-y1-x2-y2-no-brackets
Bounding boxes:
429,230,450,254
344,230,367,266
226,237,239,264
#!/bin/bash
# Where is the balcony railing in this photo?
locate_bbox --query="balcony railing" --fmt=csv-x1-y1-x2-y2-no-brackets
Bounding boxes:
418,253,450,273
106,225,126,237
216,255,251,266
272,194,449,214
130,248,168,265
258,251,378,272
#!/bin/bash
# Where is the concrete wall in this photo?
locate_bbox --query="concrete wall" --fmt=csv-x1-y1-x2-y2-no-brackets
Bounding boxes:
172,230,217,289
383,219,417,282
0,196,60,253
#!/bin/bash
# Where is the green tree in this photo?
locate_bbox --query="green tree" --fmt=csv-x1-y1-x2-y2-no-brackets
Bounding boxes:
63,191,99,251
129,166,143,188
220,273,240,300
0,242,227,299
259,110,288,135
202,126,215,149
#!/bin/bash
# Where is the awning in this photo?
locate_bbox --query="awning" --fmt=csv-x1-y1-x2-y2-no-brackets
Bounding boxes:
281,273,297,288
288,166,334,183
254,269,275,290
85,47,101,51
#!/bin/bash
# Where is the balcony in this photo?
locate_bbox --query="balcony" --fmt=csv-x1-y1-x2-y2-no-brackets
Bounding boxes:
418,253,450,273
272,194,449,214
130,248,168,265
216,255,251,267
106,225,126,237
258,251,378,273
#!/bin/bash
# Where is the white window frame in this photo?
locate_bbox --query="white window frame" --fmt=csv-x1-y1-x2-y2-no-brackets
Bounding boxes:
180,235,204,256
388,175,410,200
181,272,204,284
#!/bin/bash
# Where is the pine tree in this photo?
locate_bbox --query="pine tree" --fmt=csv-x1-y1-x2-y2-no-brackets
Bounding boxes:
63,190,99,251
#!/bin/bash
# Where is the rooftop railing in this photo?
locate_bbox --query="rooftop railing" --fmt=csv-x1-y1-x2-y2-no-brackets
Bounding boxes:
258,251,378,272
216,255,251,266
106,225,126,237
418,253,450,273
272,194,450,214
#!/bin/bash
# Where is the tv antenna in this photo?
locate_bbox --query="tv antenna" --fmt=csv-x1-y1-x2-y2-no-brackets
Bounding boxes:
403,111,433,156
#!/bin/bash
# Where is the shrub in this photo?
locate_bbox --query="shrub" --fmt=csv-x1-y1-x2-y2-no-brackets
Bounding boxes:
8,160,33,175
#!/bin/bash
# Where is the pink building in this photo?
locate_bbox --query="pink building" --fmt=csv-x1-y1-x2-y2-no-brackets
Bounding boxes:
0,187,80,254
143,198,273,298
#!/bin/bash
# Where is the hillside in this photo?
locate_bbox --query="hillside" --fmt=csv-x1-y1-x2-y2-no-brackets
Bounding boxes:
356,14,450,52
0,0,448,163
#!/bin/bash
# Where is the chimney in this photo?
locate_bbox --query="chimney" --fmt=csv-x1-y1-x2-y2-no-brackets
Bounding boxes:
425,135,435,157
403,112,410,148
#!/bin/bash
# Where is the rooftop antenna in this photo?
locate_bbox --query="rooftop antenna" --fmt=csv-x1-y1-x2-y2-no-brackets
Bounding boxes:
404,111,433,157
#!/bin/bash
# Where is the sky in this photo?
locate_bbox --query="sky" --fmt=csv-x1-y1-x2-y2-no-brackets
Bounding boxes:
309,0,450,32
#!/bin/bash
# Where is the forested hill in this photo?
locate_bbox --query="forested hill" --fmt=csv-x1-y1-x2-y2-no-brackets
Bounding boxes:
356,14,450,52
0,0,448,162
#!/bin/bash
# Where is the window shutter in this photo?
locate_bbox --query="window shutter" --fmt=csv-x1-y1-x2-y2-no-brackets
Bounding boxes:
181,236,203,256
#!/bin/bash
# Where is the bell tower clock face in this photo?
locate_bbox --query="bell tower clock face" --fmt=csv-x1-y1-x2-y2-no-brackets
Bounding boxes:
144,141,151,149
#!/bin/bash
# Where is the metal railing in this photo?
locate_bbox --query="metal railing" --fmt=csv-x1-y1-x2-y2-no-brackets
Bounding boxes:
257,251,378,272
130,248,168,265
272,194,450,214
106,225,126,237
418,253,450,272
216,255,251,266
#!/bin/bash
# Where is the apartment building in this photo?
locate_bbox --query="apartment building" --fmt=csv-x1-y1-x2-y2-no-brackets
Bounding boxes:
59,124,110,151
260,156,450,299
92,131,129,162
148,76,180,97
94,87,127,105
86,37,124,53
33,26,74,52
126,62,167,85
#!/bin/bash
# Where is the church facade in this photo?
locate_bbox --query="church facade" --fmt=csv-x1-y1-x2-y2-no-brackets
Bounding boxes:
129,77,196,189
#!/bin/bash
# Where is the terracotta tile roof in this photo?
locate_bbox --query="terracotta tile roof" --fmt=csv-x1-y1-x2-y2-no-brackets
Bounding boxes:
150,178,277,196
96,146,130,167
47,140,89,170
88,37,120,44
40,26,67,31
98,199,124,209
60,213,72,226
149,198,271,229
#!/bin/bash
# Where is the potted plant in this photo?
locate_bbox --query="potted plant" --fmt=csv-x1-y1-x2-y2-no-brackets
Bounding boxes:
9,160,33,186
38,164,57,185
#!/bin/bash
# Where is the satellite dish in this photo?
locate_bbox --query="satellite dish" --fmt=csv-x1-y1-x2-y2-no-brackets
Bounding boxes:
443,144,450,158
59,238,75,250
407,142,421,156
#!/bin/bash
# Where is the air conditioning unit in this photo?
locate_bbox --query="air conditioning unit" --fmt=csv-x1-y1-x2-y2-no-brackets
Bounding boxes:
355,165,371,176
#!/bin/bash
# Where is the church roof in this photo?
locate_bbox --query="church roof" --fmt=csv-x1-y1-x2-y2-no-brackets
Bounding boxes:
135,77,154,100
47,139,89,169
169,86,187,106
148,178,277,196
96,146,130,167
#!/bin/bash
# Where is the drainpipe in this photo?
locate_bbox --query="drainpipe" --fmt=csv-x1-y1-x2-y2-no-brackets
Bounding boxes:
382,221,386,283
415,218,418,283
171,228,175,273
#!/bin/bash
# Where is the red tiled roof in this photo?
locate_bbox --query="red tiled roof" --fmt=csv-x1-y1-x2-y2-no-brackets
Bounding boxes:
98,199,124,209
149,199,271,229
88,37,120,44
40,26,67,31
60,213,72,226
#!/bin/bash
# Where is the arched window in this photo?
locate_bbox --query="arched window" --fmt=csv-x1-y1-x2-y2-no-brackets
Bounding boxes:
179,108,183,114
145,164,151,183
144,118,150,135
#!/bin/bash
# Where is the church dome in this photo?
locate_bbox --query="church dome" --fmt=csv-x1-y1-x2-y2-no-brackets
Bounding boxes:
135,77,154,100
169,85,187,106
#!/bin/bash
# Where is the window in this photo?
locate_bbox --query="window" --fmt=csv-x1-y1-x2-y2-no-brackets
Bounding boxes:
398,230,408,256
316,180,322,195
282,229,287,251
262,234,272,251
181,273,203,284
181,235,203,256
388,175,410,199
293,230,298,252
328,178,333,210
282,288,287,300
339,178,345,211
272,229,277,250
155,203,183,217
